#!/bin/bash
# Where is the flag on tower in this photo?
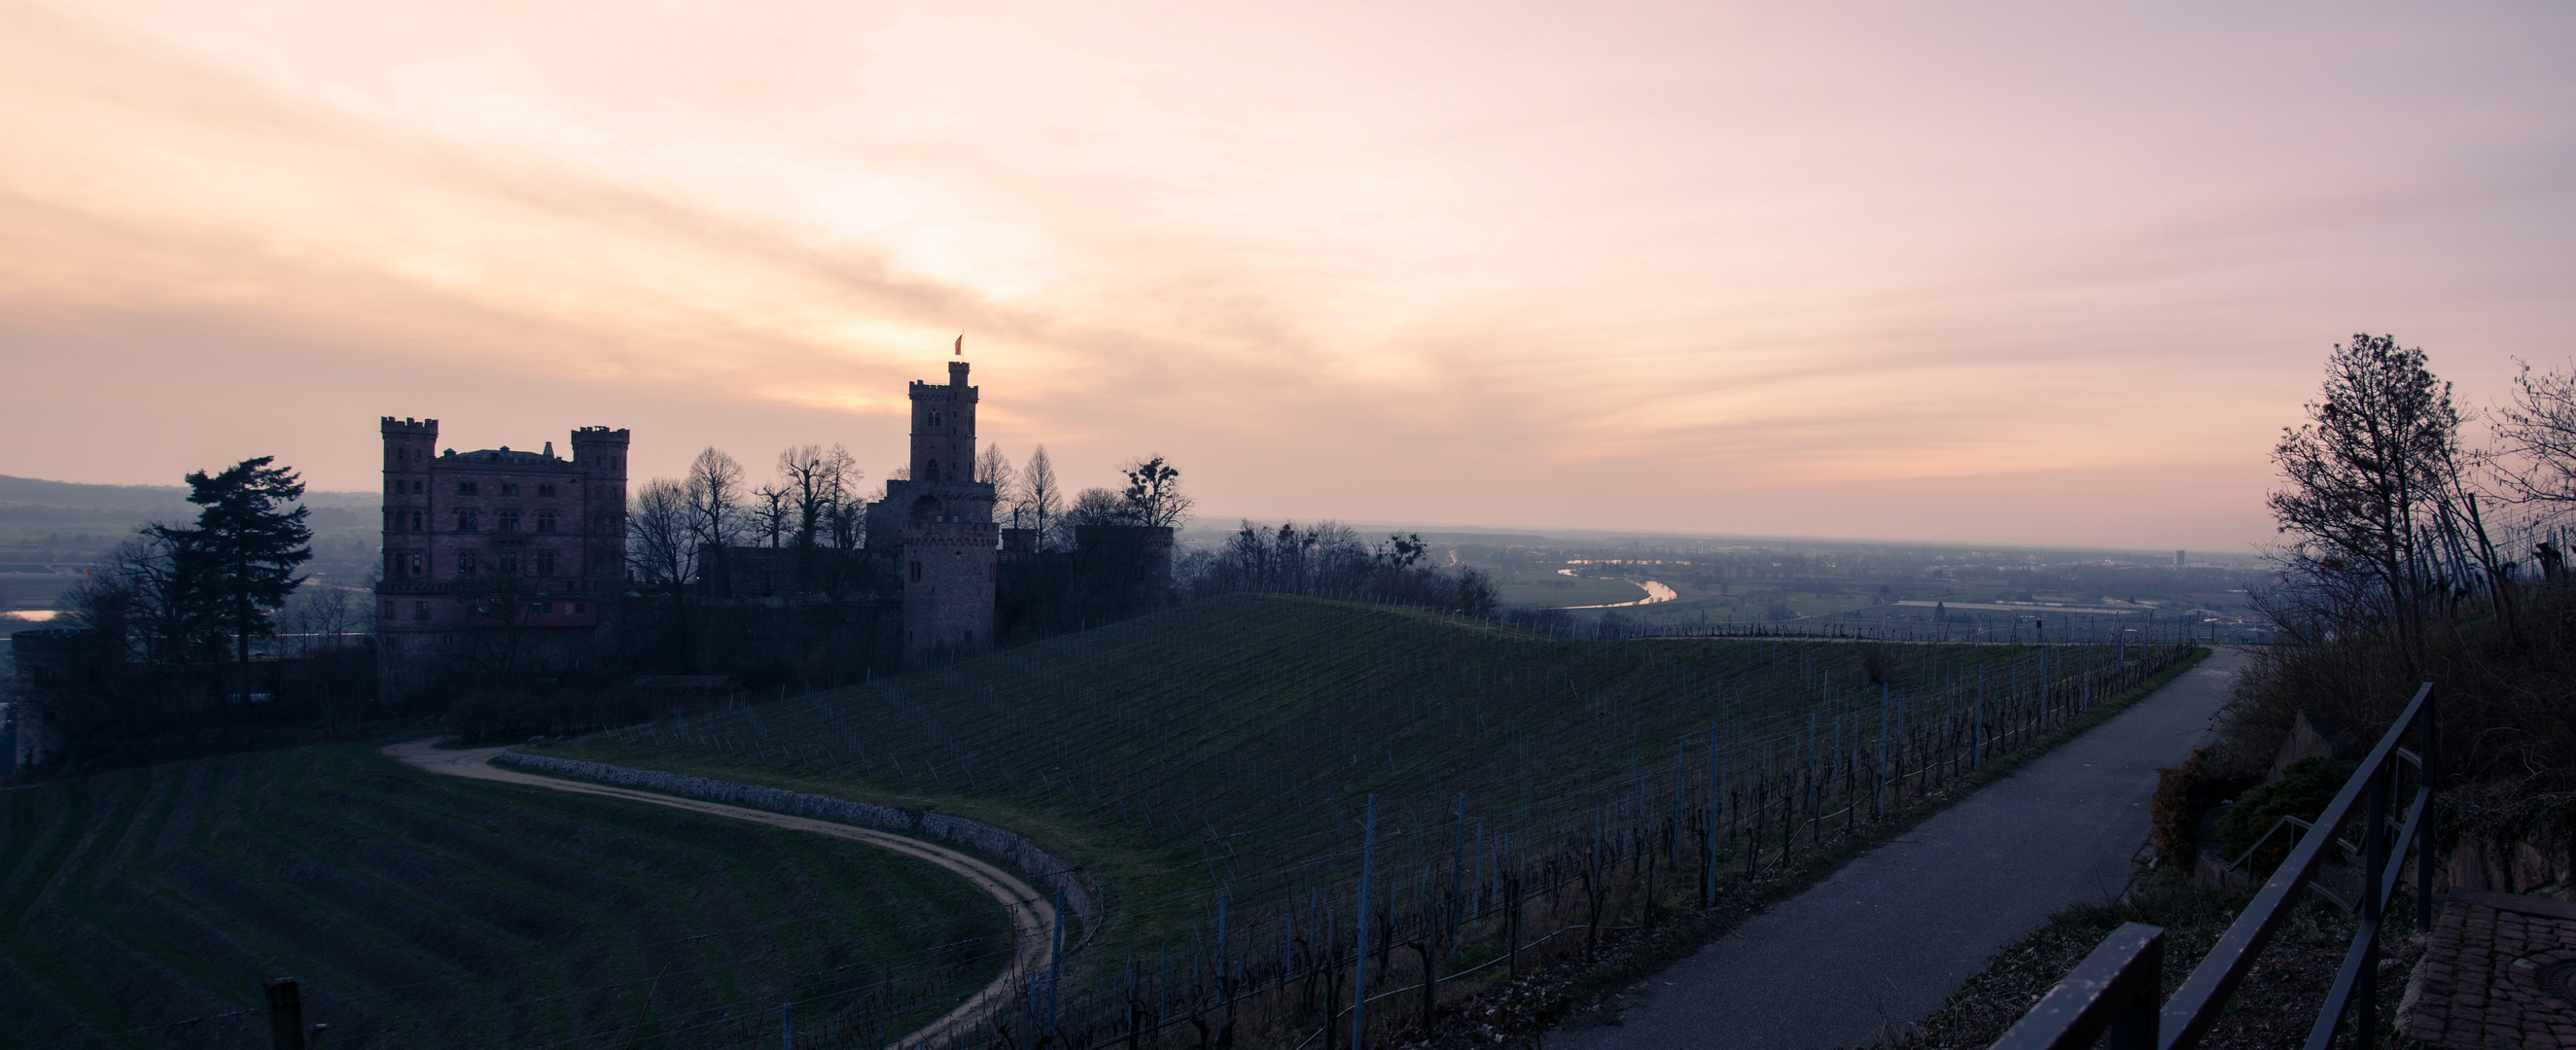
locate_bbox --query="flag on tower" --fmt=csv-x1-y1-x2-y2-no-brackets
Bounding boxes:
954,334,963,356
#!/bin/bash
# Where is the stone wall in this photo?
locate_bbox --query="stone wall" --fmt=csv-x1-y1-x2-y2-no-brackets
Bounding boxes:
494,752,1102,940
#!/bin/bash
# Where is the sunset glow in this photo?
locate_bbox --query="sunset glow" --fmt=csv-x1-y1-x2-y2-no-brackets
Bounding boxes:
4,1,2570,549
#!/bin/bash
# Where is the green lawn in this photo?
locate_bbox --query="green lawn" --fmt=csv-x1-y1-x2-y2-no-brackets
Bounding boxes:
0,742,1008,1048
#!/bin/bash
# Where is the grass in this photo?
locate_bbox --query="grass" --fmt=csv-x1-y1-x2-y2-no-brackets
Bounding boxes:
0,740,1010,1049
554,593,2170,982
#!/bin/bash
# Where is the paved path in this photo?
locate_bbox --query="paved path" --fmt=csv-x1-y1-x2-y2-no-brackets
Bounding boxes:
1554,648,2246,1050
385,740,1050,1050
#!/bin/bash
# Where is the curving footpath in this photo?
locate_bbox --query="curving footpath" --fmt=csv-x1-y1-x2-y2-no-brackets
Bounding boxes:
1550,648,2245,1050
385,740,1051,1050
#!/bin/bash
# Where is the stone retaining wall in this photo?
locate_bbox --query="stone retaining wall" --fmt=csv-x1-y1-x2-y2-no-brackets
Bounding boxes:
497,752,1103,939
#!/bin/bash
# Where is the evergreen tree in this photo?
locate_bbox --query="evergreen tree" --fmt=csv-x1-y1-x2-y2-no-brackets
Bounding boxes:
155,457,312,689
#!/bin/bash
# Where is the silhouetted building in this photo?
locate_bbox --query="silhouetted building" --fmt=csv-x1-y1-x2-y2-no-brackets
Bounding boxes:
375,418,630,705
865,361,1000,668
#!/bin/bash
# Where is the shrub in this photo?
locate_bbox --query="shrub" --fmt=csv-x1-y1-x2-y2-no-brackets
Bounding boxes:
2211,756,2353,873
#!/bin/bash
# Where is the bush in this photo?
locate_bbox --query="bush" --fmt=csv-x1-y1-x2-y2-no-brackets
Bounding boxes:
2210,756,2353,873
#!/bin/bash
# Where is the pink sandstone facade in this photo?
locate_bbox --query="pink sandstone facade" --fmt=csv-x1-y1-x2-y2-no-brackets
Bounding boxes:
374,417,629,704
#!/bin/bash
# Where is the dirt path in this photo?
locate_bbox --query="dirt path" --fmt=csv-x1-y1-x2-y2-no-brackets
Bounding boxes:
1549,648,2245,1050
384,739,1051,1050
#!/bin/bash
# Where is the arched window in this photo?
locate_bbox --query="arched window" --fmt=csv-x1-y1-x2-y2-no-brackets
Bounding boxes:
910,494,943,521
923,459,941,482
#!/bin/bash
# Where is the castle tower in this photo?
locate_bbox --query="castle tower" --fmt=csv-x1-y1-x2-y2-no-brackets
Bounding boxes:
570,427,632,592
884,360,997,668
380,417,439,582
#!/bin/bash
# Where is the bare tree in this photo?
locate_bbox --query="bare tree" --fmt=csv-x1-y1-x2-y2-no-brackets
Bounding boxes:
1025,445,1062,549
2267,333,2463,657
978,442,1022,521
751,483,793,548
1055,487,1124,549
628,477,692,585
684,446,747,593
2489,358,2576,505
60,531,183,662
1119,454,1193,529
778,443,859,546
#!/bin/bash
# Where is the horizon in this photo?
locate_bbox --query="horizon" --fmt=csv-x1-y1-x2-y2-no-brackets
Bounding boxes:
4,2,2571,554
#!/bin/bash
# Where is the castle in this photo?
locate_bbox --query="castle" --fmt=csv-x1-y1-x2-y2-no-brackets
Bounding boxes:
374,355,1167,696
373,418,630,705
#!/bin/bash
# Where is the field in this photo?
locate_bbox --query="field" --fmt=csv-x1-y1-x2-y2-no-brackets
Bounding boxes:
1479,569,1653,608
0,741,1010,1049
1462,555,2257,637
557,595,2184,982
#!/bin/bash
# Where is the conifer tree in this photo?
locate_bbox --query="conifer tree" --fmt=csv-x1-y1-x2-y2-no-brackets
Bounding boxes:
155,456,312,691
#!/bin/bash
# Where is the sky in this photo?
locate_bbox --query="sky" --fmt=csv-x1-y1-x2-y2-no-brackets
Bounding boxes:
1,1,2570,552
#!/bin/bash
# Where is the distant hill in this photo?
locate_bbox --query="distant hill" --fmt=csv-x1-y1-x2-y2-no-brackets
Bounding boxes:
0,473,377,512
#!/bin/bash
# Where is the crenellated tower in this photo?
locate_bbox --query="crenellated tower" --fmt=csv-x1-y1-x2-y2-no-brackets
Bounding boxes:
380,417,439,578
871,359,998,668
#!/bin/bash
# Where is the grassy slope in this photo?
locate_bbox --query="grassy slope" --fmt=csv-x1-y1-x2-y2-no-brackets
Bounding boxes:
556,592,2077,969
0,742,1008,1049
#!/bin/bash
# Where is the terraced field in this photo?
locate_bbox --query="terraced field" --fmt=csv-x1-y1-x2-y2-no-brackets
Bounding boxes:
0,742,1010,1048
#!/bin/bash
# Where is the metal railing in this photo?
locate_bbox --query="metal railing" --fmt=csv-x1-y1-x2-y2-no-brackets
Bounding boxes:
1992,682,2436,1050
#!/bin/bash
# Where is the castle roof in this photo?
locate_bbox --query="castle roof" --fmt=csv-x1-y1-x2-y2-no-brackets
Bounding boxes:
443,446,564,466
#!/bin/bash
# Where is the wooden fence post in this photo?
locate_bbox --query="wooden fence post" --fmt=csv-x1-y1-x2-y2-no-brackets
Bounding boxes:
265,978,304,1050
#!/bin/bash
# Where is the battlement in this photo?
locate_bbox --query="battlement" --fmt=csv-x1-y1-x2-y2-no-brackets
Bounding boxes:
381,417,440,436
908,380,979,402
570,427,630,445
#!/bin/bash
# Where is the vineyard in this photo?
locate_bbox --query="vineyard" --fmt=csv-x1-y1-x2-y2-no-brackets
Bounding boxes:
559,592,2205,1049
0,741,1008,1049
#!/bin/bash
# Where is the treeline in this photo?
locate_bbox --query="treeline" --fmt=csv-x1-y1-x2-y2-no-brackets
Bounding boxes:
1188,520,1500,616
24,458,374,772
627,442,1190,595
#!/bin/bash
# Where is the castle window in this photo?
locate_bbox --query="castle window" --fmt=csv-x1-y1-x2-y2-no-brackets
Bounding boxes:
502,483,519,496
408,552,424,575
929,410,941,427
383,601,395,618
413,480,423,493
539,484,555,497
458,509,478,532
910,561,922,582
457,552,476,575
923,460,941,482
535,550,556,574
412,601,430,620
499,510,521,532
458,481,478,495
410,511,423,531
499,553,519,574
536,510,556,533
